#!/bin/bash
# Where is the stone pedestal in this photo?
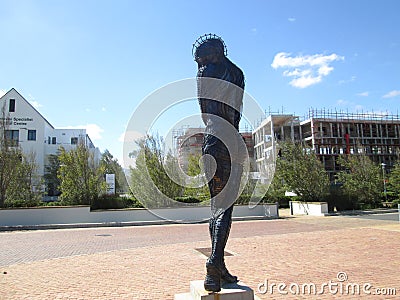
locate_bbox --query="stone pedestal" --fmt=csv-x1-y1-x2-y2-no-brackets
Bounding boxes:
175,280,260,300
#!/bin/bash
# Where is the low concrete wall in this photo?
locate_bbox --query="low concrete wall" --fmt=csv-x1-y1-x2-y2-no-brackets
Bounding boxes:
0,203,279,227
290,201,328,216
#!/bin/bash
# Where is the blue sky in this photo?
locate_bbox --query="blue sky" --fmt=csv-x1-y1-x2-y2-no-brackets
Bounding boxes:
1,0,400,164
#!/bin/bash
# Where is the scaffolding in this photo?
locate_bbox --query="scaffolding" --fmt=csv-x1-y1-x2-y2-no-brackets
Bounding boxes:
305,107,400,122
303,108,400,178
253,109,400,180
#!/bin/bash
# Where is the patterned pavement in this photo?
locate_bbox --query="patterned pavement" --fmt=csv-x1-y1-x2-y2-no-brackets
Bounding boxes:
0,211,399,299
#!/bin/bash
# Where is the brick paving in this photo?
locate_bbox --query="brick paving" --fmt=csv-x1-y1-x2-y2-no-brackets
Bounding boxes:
0,213,399,299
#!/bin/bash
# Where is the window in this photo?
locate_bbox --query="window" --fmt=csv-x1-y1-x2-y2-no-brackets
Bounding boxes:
71,137,78,145
5,130,19,146
27,130,36,141
9,99,15,112
48,136,51,144
52,137,57,144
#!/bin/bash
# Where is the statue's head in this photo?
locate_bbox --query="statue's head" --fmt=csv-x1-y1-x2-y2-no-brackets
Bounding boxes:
193,34,227,65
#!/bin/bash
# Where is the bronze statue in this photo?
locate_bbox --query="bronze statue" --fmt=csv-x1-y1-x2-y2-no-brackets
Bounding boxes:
193,34,245,292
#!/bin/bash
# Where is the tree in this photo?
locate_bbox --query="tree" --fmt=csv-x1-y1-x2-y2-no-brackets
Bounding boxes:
262,171,290,206
44,153,61,196
336,154,382,207
58,143,106,205
183,153,210,201
0,104,42,207
129,134,184,208
387,162,400,201
187,153,202,177
100,149,128,194
0,147,24,206
6,152,42,203
275,141,330,202
0,105,22,206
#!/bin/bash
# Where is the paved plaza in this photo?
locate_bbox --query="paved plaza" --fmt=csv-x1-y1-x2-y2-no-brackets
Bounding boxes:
0,211,399,299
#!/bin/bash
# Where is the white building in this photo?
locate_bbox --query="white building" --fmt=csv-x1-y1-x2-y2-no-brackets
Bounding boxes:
0,88,101,177
253,114,300,182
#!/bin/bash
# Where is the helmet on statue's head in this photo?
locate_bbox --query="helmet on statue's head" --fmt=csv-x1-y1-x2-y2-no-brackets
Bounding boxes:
193,33,227,63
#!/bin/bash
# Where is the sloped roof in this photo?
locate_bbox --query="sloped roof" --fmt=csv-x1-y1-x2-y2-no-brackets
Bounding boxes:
0,88,54,129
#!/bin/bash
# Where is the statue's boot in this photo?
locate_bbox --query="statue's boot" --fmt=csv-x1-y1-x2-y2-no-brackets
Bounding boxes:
204,206,236,292
204,261,221,292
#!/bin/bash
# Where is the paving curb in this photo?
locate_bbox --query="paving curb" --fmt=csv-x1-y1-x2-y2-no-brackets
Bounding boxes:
1,208,396,231
327,208,398,216
0,215,278,232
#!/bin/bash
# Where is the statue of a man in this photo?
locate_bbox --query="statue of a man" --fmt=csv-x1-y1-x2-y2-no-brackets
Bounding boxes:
193,34,245,293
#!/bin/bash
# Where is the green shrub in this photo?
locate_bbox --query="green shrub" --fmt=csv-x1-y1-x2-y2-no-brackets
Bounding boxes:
235,194,262,205
392,199,400,205
91,194,144,210
42,201,65,207
383,191,398,202
330,193,360,211
174,196,202,204
261,195,298,208
234,194,293,206
3,199,41,208
124,196,144,208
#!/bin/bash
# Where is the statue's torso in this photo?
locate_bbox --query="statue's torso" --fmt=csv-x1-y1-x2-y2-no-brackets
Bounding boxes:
197,58,245,134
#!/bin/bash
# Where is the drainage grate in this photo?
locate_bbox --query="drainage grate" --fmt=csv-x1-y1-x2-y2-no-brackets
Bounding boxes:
95,234,112,237
194,247,233,257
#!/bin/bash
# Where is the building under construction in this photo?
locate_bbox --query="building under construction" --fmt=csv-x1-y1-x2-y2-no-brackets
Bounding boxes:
174,127,255,172
253,109,400,180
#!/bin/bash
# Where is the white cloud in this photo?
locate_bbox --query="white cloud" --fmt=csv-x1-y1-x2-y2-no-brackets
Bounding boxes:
118,130,145,143
118,130,146,169
333,102,392,117
318,65,333,76
86,124,104,140
357,91,369,97
29,100,43,109
288,17,296,22
337,99,349,105
338,76,356,85
290,75,321,88
336,99,363,111
101,107,106,112
65,124,104,140
25,93,43,109
382,90,400,98
271,52,344,88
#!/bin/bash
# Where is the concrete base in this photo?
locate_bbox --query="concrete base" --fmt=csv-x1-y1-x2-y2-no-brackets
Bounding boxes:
290,201,329,216
175,280,260,300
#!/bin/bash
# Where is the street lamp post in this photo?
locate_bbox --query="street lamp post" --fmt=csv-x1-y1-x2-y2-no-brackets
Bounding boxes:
381,162,387,201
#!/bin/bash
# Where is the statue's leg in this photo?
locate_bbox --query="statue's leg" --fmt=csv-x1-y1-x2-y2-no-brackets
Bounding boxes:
205,205,237,292
209,205,238,284
203,138,241,292
204,170,238,290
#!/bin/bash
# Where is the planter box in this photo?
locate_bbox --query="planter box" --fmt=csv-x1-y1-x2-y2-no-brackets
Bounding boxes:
0,203,279,228
0,206,91,226
290,201,328,216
